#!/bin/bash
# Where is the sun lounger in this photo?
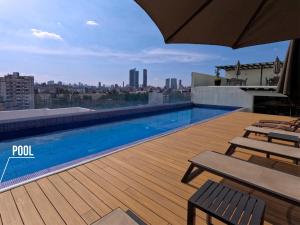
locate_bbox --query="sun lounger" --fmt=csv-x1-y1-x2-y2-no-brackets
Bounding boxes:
258,118,299,125
244,126,300,137
243,126,300,147
92,208,146,225
226,137,300,164
252,122,297,132
181,151,300,206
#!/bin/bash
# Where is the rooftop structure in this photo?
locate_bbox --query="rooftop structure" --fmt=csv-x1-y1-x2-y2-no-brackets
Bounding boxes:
216,61,284,86
216,61,284,71
0,111,297,225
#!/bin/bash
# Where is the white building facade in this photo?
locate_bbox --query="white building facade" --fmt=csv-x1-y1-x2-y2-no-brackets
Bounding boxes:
191,61,286,111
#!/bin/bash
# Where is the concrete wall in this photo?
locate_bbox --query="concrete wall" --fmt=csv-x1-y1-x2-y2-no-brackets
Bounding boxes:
191,72,226,87
0,107,95,121
226,68,278,86
192,86,253,109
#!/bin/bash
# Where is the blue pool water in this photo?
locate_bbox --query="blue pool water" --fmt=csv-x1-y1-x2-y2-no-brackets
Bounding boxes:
0,106,233,184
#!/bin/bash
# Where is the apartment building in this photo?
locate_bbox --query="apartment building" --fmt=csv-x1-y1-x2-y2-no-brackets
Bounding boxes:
0,72,34,110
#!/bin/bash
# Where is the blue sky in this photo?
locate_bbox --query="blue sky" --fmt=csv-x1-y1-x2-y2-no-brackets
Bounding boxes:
0,0,289,87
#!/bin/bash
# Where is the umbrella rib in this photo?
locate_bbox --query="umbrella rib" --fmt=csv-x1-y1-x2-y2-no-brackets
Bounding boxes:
165,0,213,43
232,0,267,49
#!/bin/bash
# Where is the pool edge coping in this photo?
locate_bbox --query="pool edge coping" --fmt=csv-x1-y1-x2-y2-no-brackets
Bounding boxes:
0,106,244,193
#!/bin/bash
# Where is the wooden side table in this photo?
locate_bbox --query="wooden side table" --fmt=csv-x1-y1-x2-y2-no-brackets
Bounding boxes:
188,180,265,225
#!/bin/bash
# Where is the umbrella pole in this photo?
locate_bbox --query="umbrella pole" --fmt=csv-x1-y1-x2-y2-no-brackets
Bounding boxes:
288,97,295,116
260,66,263,86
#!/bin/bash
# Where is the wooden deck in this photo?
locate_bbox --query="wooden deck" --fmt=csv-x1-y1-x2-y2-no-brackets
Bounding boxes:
0,111,299,225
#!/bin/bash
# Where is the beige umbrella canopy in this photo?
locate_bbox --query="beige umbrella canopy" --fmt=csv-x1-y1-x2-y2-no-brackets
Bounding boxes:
135,0,300,49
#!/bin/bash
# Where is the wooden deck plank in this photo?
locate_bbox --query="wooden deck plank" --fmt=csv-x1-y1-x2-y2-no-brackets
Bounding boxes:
74,166,169,225
0,191,23,225
108,156,192,198
59,172,111,217
63,169,128,211
124,187,185,225
25,182,66,225
11,186,45,225
37,178,87,225
100,157,187,208
101,165,187,219
0,112,299,225
48,174,100,224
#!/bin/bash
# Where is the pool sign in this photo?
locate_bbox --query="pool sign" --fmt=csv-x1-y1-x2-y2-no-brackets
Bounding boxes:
12,145,34,157
0,145,35,183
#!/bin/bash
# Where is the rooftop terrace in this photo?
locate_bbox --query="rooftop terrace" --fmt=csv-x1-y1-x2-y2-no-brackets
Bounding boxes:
0,111,299,225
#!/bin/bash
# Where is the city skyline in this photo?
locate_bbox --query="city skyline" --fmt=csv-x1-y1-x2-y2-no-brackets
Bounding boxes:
0,0,289,86
1,69,188,88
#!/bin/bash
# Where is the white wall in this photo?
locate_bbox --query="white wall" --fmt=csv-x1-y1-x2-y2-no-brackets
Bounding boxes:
191,72,226,87
192,86,254,110
226,68,278,86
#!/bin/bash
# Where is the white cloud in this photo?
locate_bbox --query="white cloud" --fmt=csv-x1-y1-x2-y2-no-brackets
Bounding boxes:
86,20,99,26
31,29,63,41
0,44,219,64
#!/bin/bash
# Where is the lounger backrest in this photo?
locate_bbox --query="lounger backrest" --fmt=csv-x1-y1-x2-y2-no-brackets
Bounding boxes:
245,126,300,138
229,137,300,159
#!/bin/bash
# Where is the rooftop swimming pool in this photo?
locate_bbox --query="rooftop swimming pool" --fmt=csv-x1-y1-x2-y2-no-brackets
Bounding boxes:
0,106,235,190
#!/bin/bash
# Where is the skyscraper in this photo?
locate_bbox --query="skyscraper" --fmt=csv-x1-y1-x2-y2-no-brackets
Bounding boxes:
165,78,170,89
129,69,135,87
171,78,178,89
143,69,147,87
0,72,34,110
129,68,139,88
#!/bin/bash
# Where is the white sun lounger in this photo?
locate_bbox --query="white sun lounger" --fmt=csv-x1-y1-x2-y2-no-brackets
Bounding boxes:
181,151,300,206
226,137,300,164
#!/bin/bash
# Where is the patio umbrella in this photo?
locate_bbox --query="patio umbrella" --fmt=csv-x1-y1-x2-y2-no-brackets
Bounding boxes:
273,56,281,75
135,0,300,49
277,39,300,103
135,0,300,103
235,60,241,78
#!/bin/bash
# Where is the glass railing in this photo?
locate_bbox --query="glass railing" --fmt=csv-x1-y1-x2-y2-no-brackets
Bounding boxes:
32,91,191,111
